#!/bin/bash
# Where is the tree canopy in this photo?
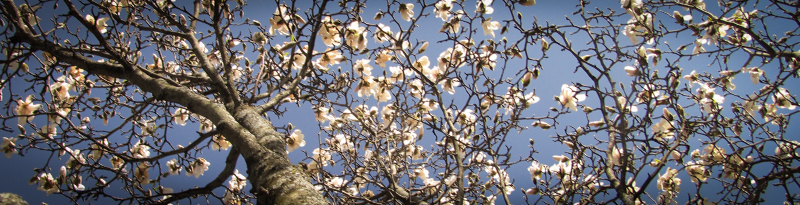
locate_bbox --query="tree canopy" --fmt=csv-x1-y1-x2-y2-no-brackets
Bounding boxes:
1,0,799,204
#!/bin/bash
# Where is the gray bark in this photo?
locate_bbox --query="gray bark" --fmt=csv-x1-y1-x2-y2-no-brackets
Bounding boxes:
3,2,328,203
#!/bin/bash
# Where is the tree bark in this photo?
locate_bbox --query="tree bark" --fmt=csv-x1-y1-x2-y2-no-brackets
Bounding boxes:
6,7,328,203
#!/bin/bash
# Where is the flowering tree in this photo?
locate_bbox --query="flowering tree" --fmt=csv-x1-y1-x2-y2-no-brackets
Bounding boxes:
1,0,799,204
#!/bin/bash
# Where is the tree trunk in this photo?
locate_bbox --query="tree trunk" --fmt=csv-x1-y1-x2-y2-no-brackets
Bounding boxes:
12,27,328,205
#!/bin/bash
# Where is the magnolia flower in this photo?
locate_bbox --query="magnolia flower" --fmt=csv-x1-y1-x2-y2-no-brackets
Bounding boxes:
414,166,430,181
314,106,331,122
345,21,368,51
229,169,247,192
409,79,425,98
624,65,641,76
211,135,232,151
476,0,494,14
441,78,460,95
748,67,763,84
354,59,373,77
268,6,295,35
652,108,675,139
318,16,342,47
355,76,377,97
85,14,110,34
702,144,726,163
36,172,59,196
173,108,190,126
110,156,124,170
456,109,477,125
773,87,796,110
2,137,18,158
166,158,182,175
50,80,71,100
527,161,543,180
439,11,463,33
588,119,605,127
287,129,305,153
376,50,393,68
4,47,28,72
186,158,210,178
558,84,587,111
532,121,552,130
326,177,347,188
434,0,453,21
138,119,155,136
130,141,150,158
685,161,708,183
405,145,424,160
609,147,623,166
16,95,42,126
673,11,693,22
682,70,698,85
88,139,109,161
657,167,681,195
399,3,414,21
775,140,800,159
696,83,725,113
693,39,706,54
71,175,86,191
481,18,500,38
134,162,150,185
316,49,344,69
374,23,393,43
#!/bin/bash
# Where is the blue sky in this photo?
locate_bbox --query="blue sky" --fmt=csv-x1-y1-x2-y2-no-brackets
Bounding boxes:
2,0,799,204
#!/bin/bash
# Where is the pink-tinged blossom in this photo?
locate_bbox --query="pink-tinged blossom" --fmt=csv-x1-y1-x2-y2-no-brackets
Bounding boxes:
16,95,41,126
130,140,150,158
315,49,344,70
354,59,373,77
696,83,724,113
287,129,305,153
476,0,494,14
173,108,190,126
481,18,500,38
345,21,368,51
399,3,414,21
434,0,453,21
89,138,108,161
36,172,59,195
2,137,18,158
682,70,698,85
211,135,232,151
373,23,393,43
773,87,796,110
134,162,150,185
558,84,587,111
440,78,460,95
527,161,543,180
228,169,247,192
748,67,763,84
166,158,182,175
319,16,342,47
439,11,463,33
624,65,641,76
775,140,800,159
657,167,681,196
186,157,210,178
376,50,393,68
